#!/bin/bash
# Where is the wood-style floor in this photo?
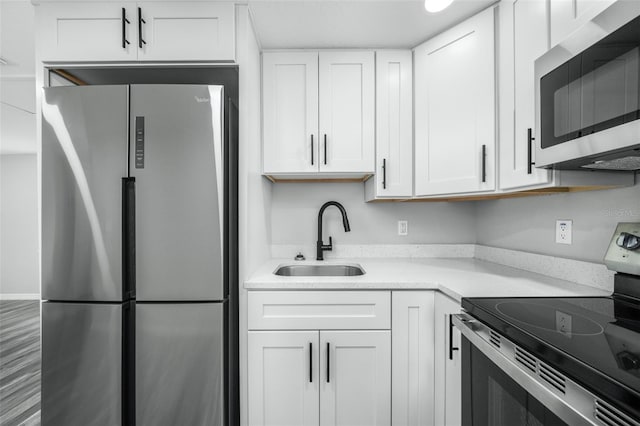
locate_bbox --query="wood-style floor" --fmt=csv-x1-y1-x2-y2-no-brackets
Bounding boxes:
0,300,41,426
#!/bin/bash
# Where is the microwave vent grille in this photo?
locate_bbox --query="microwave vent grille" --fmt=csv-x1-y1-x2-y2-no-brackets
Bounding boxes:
595,399,640,426
489,330,501,348
514,347,536,373
581,156,640,171
538,362,566,394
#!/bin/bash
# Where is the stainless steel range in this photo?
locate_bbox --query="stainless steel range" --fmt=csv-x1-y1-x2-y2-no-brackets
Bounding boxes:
454,223,640,426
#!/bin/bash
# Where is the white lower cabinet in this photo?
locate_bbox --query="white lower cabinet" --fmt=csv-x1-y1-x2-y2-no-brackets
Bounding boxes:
320,331,391,426
248,290,462,426
247,291,391,426
391,291,435,426
248,331,319,426
434,293,462,426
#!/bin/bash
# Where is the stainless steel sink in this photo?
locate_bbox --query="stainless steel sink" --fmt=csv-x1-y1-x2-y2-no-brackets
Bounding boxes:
274,264,365,277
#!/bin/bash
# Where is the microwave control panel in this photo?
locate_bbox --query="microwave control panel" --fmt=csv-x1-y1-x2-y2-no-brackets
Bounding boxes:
605,223,640,276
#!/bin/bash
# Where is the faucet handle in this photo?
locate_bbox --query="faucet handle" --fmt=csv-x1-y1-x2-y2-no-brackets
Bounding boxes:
328,236,333,249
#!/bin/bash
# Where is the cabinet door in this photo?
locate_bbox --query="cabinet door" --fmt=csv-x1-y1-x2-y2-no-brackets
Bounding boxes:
248,331,319,426
37,3,138,62
262,52,319,174
374,50,413,197
320,330,390,426
498,0,552,190
434,293,462,426
136,3,235,61
391,291,435,426
549,0,616,47
319,51,375,173
414,8,495,196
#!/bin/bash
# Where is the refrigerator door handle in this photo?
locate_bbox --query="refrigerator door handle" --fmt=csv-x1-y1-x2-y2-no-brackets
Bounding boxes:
123,177,136,299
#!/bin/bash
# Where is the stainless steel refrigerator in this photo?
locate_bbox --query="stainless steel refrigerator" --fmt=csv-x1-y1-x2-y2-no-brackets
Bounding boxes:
41,84,237,425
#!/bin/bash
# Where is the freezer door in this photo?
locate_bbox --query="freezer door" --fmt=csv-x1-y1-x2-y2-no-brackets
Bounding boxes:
130,85,225,301
42,86,129,302
136,302,225,425
41,302,124,425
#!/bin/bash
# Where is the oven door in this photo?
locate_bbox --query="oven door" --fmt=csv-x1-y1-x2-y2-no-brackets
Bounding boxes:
453,314,607,426
461,336,567,426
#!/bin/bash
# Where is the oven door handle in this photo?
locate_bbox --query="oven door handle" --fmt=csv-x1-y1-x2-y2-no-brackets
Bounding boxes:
452,313,602,426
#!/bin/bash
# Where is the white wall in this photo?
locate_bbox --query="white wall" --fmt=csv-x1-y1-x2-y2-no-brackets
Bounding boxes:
0,154,39,297
476,179,640,263
1,1,37,155
236,6,270,426
271,182,477,246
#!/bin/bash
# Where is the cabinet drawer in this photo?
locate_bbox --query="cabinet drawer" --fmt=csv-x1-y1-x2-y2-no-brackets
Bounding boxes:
248,291,391,330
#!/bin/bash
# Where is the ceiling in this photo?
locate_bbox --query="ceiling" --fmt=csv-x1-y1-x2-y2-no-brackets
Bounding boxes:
248,0,497,49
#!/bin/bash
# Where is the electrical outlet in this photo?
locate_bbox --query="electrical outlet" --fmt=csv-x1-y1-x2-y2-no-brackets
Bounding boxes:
398,220,408,236
555,220,572,245
555,311,572,336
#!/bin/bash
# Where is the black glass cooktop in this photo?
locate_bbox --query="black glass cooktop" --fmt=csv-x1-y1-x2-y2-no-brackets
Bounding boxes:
462,296,640,420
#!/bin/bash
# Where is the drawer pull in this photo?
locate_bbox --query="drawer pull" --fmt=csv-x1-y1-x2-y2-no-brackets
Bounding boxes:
326,342,330,383
309,342,313,383
449,314,459,360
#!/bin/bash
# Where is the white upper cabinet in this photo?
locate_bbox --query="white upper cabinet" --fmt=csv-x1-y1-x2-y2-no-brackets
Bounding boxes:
549,0,616,47
136,3,235,61
36,2,235,62
318,51,375,174
414,7,496,196
498,0,552,190
262,52,319,174
262,50,375,177
365,50,413,200
37,3,138,62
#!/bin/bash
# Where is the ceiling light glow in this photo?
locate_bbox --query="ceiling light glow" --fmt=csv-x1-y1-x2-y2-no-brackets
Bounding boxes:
424,0,454,13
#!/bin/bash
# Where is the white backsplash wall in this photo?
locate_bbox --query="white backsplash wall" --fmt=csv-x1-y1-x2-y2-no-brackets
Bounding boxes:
476,178,640,263
271,182,477,249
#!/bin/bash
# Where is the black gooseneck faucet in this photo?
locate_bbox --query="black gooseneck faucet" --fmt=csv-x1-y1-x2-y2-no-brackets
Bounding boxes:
317,201,351,261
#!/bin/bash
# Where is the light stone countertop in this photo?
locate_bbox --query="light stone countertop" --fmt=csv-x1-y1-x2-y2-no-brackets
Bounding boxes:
244,258,611,302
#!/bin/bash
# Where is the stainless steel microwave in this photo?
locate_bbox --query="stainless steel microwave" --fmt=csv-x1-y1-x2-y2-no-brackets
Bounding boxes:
535,0,640,171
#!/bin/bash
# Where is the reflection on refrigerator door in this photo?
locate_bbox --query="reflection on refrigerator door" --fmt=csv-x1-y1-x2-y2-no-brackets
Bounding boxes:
136,302,225,426
41,302,125,425
129,85,225,302
41,85,129,302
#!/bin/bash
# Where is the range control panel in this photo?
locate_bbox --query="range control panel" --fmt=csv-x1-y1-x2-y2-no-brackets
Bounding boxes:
605,223,640,276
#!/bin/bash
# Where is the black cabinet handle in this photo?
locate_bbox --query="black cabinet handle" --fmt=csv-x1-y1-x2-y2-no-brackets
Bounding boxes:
326,342,330,383
121,8,130,49
481,145,487,183
324,134,327,165
382,158,387,190
138,7,146,48
449,314,459,360
309,342,313,382
527,128,535,174
311,135,314,166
